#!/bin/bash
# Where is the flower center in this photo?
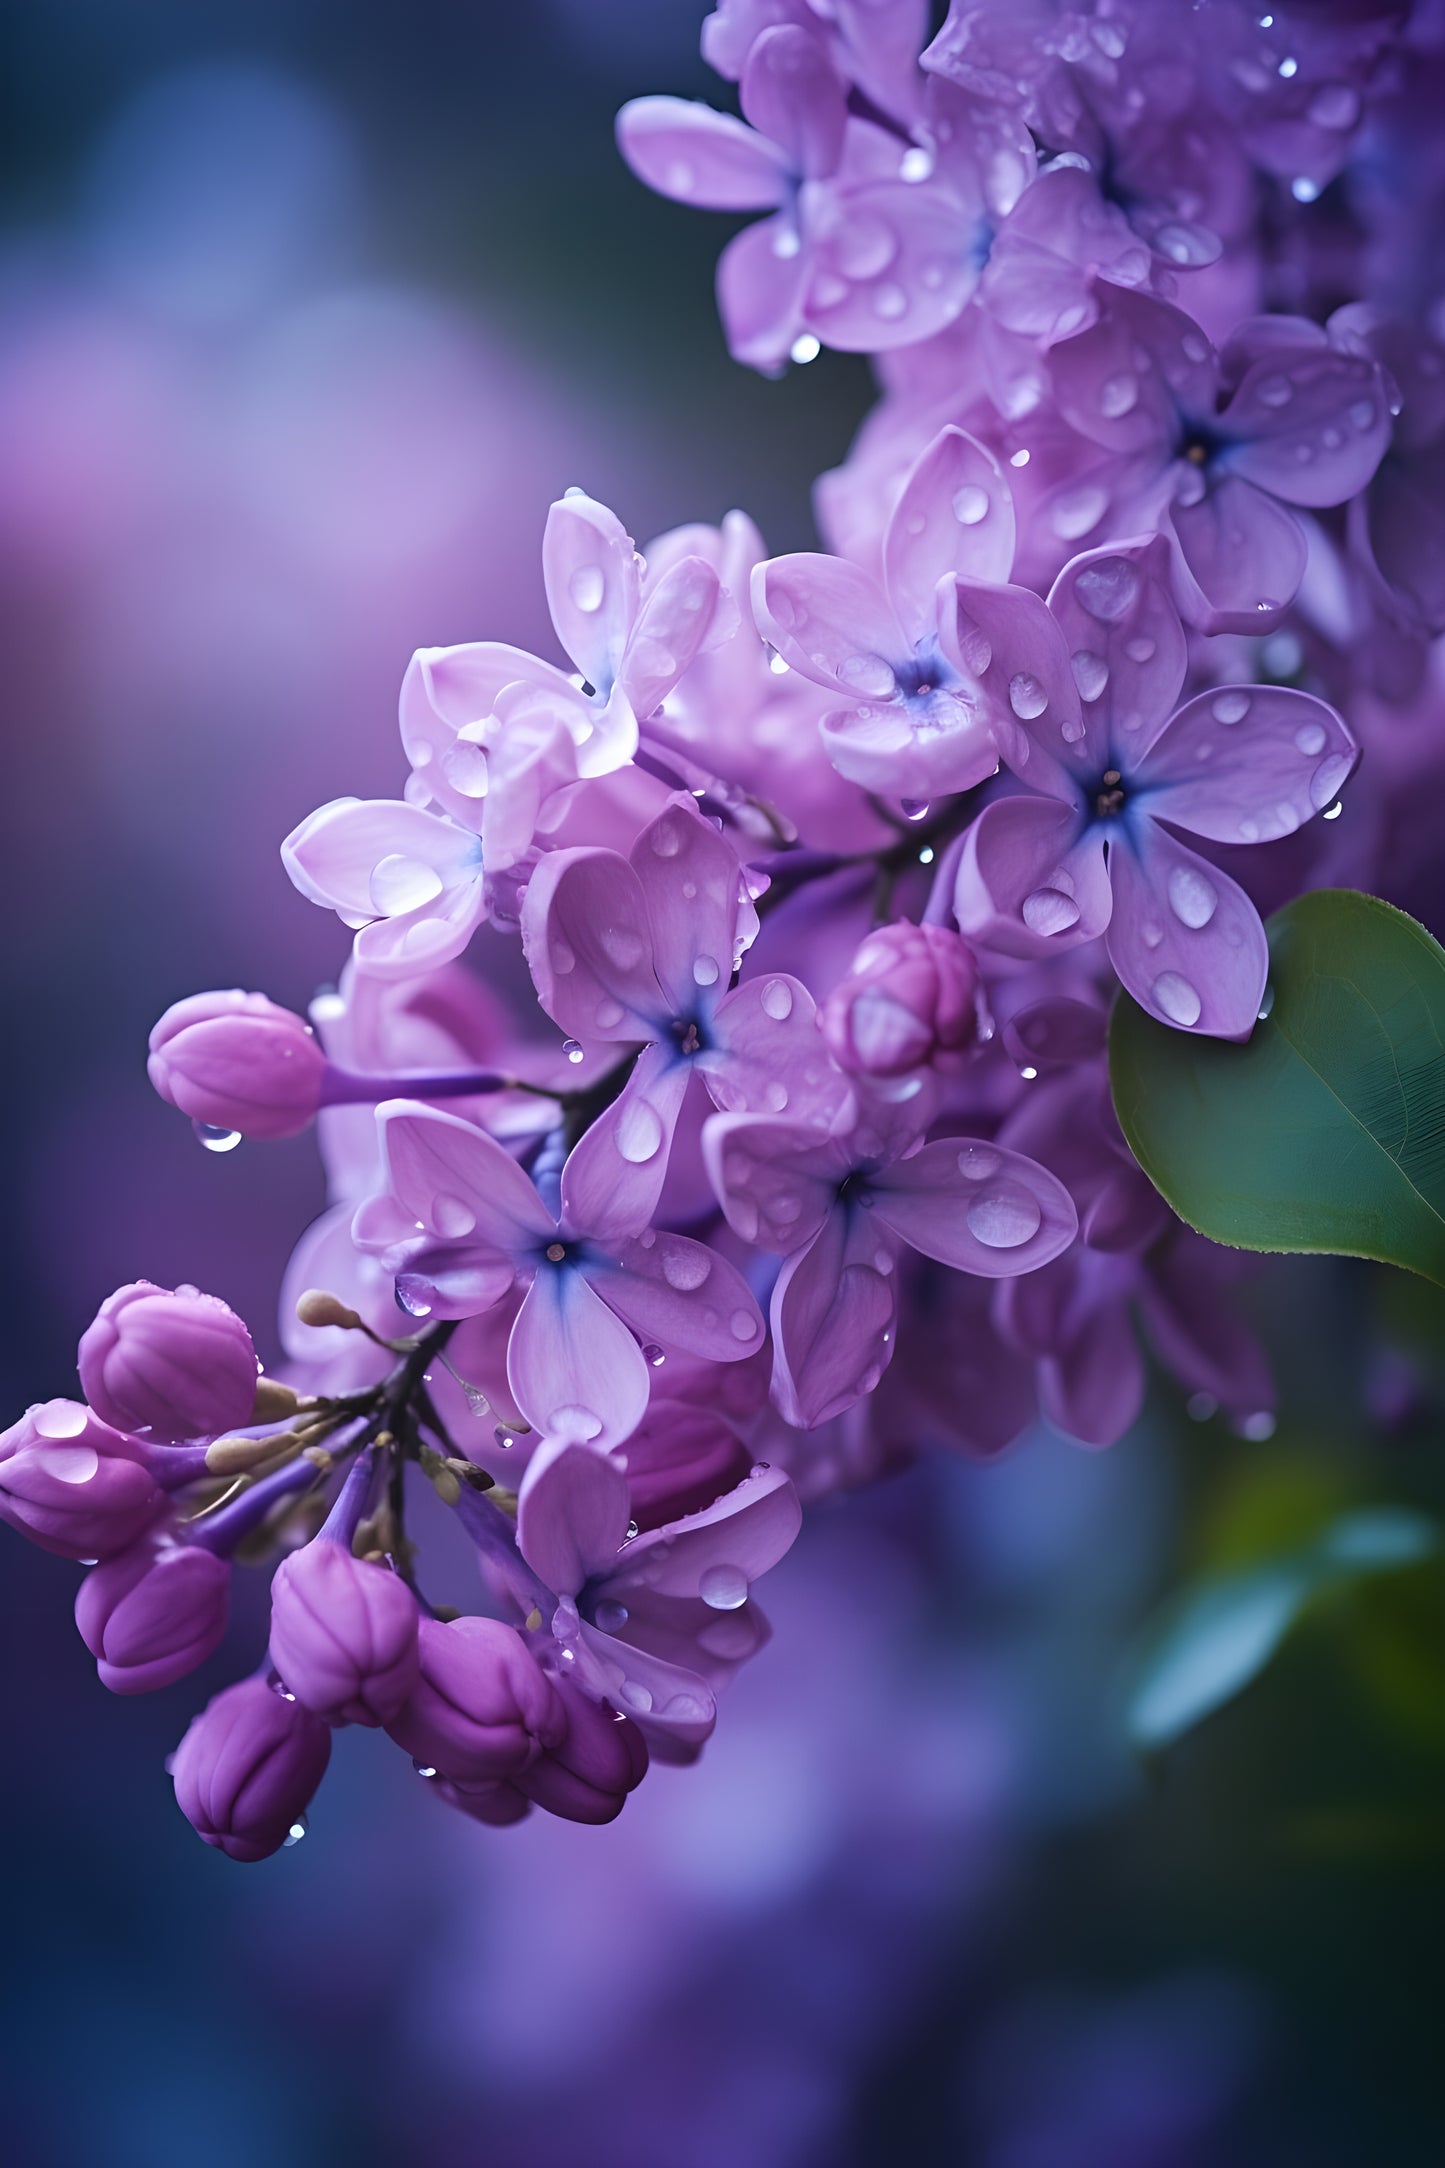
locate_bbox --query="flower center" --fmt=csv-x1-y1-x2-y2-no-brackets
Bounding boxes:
545,1242,567,1263
1094,768,1127,818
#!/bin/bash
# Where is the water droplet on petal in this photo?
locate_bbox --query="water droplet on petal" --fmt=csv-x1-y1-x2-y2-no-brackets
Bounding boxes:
1256,373,1294,408
1021,887,1080,936
283,1817,308,1847
1294,720,1327,755
872,281,908,322
1123,635,1155,664
730,1308,757,1343
1308,83,1359,128
593,1598,630,1632
369,855,445,916
34,1402,88,1440
601,925,645,971
193,1121,243,1153
789,332,821,365
643,1344,666,1368
661,1246,711,1291
619,1679,654,1714
1167,865,1218,928
616,1099,664,1164
700,1563,750,1610
899,145,934,183
432,1194,477,1238
569,565,606,613
1071,649,1109,702
838,653,897,698
594,997,626,1029
1052,484,1108,542
1152,972,1202,1026
1348,399,1376,431
1310,753,1353,810
957,1144,1000,1181
1257,984,1276,1020
1212,689,1250,724
1075,557,1140,621
1100,371,1139,417
952,483,990,525
493,1424,518,1450
395,1279,434,1319
1009,672,1048,719
760,977,794,1022
563,1039,585,1064
966,1183,1043,1248
692,954,720,988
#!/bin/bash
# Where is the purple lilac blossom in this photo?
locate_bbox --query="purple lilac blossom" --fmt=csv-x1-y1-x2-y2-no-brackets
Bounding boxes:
77,1280,260,1442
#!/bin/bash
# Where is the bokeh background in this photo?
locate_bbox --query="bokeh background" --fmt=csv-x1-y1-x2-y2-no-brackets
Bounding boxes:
1,6,1441,2165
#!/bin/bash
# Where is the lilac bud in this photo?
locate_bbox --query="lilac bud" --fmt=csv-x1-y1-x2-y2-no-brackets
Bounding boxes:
269,1537,420,1726
387,1614,565,1781
171,1675,331,1862
516,1678,649,1825
75,1532,230,1694
78,1281,259,1443
820,921,980,1078
0,1400,163,1559
147,990,327,1141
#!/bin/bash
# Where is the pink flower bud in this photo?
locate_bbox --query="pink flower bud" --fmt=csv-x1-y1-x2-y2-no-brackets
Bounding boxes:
171,1675,331,1862
269,1538,420,1726
387,1614,565,1781
516,1678,649,1824
820,921,980,1078
147,990,327,1141
0,1400,163,1559
78,1282,258,1443
75,1532,230,1694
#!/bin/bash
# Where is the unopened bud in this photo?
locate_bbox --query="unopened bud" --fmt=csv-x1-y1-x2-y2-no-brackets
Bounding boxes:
269,1539,420,1726
820,920,980,1078
78,1281,258,1444
251,1377,299,1423
0,1400,164,1560
76,1532,230,1694
148,989,326,1141
294,1289,363,1332
171,1675,331,1861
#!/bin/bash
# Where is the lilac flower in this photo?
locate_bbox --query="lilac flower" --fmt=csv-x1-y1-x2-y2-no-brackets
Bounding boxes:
1047,289,1394,631
514,1436,801,1760
1334,309,1445,639
954,537,1357,1037
78,1281,260,1443
268,1452,421,1727
148,989,328,1140
282,797,487,980
0,1400,164,1560
753,424,1044,799
357,1101,765,1450
618,26,998,373
398,488,730,874
522,792,846,1228
171,1675,332,1863
387,1615,565,1784
705,1095,1077,1427
75,1532,230,1695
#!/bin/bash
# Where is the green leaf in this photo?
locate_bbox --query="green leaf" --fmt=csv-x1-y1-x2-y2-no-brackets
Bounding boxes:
1126,1508,1437,1751
1109,889,1445,1285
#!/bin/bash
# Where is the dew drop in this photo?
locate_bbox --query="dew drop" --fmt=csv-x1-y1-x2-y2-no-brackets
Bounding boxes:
619,1679,654,1714
838,652,897,698
369,855,446,916
643,1344,666,1368
593,1598,630,1632
730,1308,757,1343
1167,864,1218,928
47,1446,99,1485
193,1120,243,1153
1348,398,1376,431
1071,649,1109,702
493,1424,518,1450
1052,484,1108,542
1256,373,1294,408
1290,175,1320,203
901,798,931,821
1008,671,1048,720
1310,752,1353,810
872,281,908,321
966,1183,1043,1248
1152,972,1202,1026
601,925,645,970
616,1099,664,1164
1294,720,1327,755
1021,886,1080,936
1212,689,1250,724
1100,371,1139,417
283,1818,308,1847
952,483,990,525
432,1194,477,1239
760,977,794,1022
1075,557,1140,622
1308,83,1359,129
1322,799,1343,820
563,1039,585,1064
462,1381,491,1419
569,564,606,613
661,1246,711,1291
395,1279,434,1319
34,1402,88,1441
699,1563,749,1611
1257,984,1275,1020
1123,635,1155,664
594,997,626,1030
957,1144,1000,1182
789,332,821,365
899,145,934,183
692,954,720,988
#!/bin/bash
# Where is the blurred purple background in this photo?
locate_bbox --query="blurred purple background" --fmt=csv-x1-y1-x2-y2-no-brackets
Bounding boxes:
1,7,1439,2166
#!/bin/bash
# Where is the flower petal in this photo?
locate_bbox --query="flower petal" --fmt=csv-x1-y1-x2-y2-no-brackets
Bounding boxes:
1047,535,1188,761
804,179,979,353
1168,475,1308,633
604,1463,801,1601
516,1437,631,1597
582,1232,766,1364
542,491,640,693
883,425,1015,642
520,845,665,1042
282,798,479,921
1049,285,1214,457
629,795,743,1019
375,1102,554,1255
769,1208,898,1428
945,576,1083,792
399,643,585,832
559,1046,691,1244
575,1621,717,1757
868,1138,1078,1276
702,1111,845,1251
740,24,846,177
751,549,905,695
620,554,732,720
1105,822,1268,1041
1222,344,1392,510
716,216,810,374
615,95,791,209
707,974,851,1126
953,796,1110,959
507,1266,651,1451
1139,684,1358,844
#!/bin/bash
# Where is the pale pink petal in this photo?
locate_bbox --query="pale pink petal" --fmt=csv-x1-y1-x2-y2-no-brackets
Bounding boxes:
805,180,979,353
717,217,810,374
507,1267,650,1450
282,798,480,920
751,550,906,693
375,1102,554,1257
1106,825,1268,1041
398,643,586,830
621,554,735,724
575,1621,717,1756
1040,1296,1146,1449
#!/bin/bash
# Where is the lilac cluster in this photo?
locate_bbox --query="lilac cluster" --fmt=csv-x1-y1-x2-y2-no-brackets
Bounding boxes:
6,0,1438,1856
